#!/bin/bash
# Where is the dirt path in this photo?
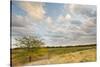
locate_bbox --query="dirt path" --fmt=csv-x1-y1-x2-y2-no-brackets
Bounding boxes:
18,49,96,67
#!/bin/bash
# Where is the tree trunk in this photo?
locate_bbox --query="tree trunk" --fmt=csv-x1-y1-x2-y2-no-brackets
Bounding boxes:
29,56,32,62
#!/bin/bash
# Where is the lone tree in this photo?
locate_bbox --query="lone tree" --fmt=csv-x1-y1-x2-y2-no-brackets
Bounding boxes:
15,36,45,62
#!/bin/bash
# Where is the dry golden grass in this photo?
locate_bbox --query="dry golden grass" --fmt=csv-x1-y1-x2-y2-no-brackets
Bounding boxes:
24,48,96,66
12,45,96,67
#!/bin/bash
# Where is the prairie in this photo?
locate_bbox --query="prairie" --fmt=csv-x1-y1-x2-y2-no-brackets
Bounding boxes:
11,44,96,67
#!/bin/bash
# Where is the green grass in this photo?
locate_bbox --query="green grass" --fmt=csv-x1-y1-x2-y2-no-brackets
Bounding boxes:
48,44,96,58
11,47,48,66
11,44,96,66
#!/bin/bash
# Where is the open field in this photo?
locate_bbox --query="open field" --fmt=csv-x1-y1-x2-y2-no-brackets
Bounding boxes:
11,44,96,67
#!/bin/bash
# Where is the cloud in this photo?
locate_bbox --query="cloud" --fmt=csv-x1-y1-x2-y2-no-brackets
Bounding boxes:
69,4,96,17
69,4,77,14
12,15,32,27
80,17,96,33
58,14,72,22
19,1,45,20
58,15,65,22
46,16,53,25
65,14,72,20
12,14,36,37
70,20,82,26
45,16,68,33
64,4,96,33
44,16,84,36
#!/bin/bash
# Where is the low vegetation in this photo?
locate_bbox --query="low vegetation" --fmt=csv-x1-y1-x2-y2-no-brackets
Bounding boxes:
11,44,96,66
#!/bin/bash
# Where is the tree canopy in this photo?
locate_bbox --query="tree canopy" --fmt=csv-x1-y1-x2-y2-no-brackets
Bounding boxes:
15,36,45,49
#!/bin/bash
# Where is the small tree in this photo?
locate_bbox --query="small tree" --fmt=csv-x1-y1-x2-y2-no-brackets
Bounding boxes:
15,36,44,62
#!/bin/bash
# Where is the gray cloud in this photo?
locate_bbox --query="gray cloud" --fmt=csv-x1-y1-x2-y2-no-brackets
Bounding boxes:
12,15,33,27
11,14,36,37
80,18,96,33
68,4,96,17
70,20,82,26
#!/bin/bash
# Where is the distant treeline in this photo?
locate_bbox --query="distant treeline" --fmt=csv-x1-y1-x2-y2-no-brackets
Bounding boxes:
45,44,96,48
11,44,96,50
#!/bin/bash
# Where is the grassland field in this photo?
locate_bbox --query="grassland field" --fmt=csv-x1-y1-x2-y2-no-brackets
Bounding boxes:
11,44,96,67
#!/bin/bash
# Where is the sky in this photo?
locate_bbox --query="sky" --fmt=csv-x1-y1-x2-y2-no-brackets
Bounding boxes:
11,1,96,47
